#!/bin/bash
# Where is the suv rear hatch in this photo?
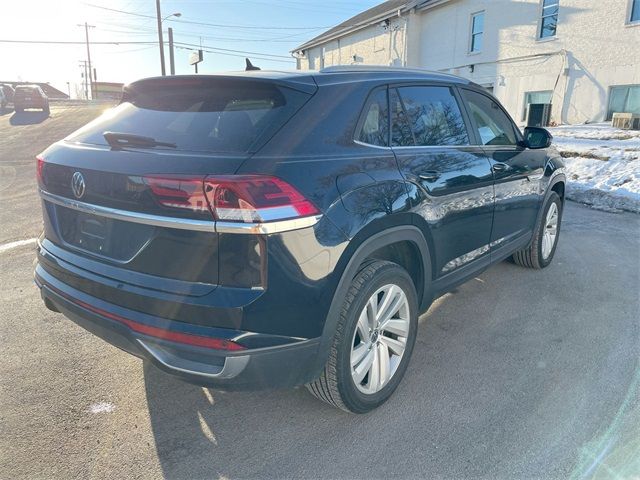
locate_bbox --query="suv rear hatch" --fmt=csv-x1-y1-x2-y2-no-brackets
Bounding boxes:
38,75,316,295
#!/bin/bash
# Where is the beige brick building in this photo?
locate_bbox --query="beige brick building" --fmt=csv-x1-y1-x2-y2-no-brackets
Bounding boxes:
292,0,640,125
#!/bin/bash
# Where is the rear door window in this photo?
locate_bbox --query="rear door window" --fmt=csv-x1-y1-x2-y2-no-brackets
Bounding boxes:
390,89,415,147
395,86,469,146
67,79,311,154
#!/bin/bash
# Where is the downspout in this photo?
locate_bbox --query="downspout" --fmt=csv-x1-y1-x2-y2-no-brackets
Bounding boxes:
403,17,409,67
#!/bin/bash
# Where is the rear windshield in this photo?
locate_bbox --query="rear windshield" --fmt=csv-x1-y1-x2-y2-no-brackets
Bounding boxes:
67,79,311,154
15,87,38,94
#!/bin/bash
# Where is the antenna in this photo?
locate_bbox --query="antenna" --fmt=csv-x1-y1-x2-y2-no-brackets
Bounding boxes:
245,58,261,71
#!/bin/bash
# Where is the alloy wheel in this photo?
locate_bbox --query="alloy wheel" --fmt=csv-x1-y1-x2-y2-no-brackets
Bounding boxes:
350,284,410,395
542,202,559,260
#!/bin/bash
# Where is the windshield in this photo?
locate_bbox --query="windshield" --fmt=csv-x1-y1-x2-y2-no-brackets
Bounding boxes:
66,80,310,153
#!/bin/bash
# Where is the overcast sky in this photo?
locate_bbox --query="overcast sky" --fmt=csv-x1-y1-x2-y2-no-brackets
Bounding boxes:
0,0,379,94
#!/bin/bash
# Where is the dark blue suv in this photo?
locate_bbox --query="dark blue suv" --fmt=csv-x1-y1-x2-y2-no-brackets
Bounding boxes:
35,67,565,412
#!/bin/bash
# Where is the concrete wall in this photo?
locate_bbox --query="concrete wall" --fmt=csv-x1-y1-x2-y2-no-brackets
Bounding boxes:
297,16,411,71
418,0,640,124
295,0,640,125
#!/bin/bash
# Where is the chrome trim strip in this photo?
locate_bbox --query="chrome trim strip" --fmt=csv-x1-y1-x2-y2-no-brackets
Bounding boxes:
137,339,250,379
353,139,393,150
215,215,322,234
40,190,322,235
40,189,215,232
353,140,490,151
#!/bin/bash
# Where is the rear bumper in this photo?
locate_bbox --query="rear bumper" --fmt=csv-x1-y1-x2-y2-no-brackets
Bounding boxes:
36,267,322,390
15,101,47,109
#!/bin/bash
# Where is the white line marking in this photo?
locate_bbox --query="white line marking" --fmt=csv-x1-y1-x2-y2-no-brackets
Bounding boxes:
88,402,116,414
0,238,37,254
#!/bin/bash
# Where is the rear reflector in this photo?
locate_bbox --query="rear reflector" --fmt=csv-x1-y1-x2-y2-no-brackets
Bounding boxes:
144,174,319,223
36,155,45,185
48,284,246,351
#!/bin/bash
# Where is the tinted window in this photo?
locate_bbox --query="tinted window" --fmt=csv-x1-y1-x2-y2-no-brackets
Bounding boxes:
390,89,415,147
357,89,389,147
396,86,469,146
461,89,518,146
67,79,310,154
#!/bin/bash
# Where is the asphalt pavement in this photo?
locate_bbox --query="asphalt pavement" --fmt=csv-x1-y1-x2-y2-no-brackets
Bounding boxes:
1,103,639,479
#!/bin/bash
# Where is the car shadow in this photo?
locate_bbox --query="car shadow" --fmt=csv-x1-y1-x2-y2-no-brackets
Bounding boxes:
0,106,14,116
141,248,640,479
9,111,49,125
140,278,497,479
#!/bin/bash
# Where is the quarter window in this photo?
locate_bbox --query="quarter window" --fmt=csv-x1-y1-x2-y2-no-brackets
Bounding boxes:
393,86,469,147
631,0,640,22
608,85,640,120
461,89,518,146
357,89,389,147
540,0,559,39
470,12,484,53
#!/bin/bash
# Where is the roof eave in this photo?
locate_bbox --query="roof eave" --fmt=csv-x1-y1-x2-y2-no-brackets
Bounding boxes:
291,1,420,54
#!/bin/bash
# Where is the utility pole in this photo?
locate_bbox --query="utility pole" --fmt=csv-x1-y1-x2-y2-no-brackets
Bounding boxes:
78,22,95,99
168,27,175,75
155,0,166,75
93,68,98,99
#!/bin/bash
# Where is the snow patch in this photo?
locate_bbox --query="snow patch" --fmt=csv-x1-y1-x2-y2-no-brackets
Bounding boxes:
89,402,116,414
548,124,640,213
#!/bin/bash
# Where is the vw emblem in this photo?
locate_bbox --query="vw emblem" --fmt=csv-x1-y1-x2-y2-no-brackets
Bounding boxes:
71,172,86,199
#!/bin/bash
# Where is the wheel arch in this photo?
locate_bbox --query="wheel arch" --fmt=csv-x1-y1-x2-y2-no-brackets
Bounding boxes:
310,222,433,379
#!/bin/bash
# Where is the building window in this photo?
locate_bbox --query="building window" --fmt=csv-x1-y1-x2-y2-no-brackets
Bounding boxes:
470,12,484,53
631,0,640,23
522,90,553,121
608,85,640,119
539,0,559,38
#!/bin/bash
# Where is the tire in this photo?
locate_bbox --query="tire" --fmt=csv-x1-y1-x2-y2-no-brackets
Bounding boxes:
512,191,562,269
307,260,418,413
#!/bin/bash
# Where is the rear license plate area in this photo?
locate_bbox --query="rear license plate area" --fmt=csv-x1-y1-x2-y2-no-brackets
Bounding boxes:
55,205,155,261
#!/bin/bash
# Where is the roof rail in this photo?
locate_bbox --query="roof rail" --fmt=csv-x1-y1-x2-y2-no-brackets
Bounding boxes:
319,65,441,75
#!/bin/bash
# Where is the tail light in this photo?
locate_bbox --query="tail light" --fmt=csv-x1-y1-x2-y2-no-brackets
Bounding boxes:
144,176,209,213
144,174,319,223
204,175,319,223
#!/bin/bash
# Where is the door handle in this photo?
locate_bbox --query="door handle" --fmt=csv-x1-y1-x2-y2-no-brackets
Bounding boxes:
492,163,509,172
418,171,440,182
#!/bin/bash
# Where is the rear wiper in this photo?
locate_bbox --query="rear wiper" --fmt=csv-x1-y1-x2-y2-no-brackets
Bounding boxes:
103,131,177,150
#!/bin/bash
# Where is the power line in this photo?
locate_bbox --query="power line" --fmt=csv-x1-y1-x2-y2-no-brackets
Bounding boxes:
173,45,292,64
0,38,295,61
174,41,291,59
0,39,157,45
84,3,334,30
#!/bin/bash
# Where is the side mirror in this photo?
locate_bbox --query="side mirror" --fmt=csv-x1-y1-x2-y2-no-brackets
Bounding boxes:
523,126,553,149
